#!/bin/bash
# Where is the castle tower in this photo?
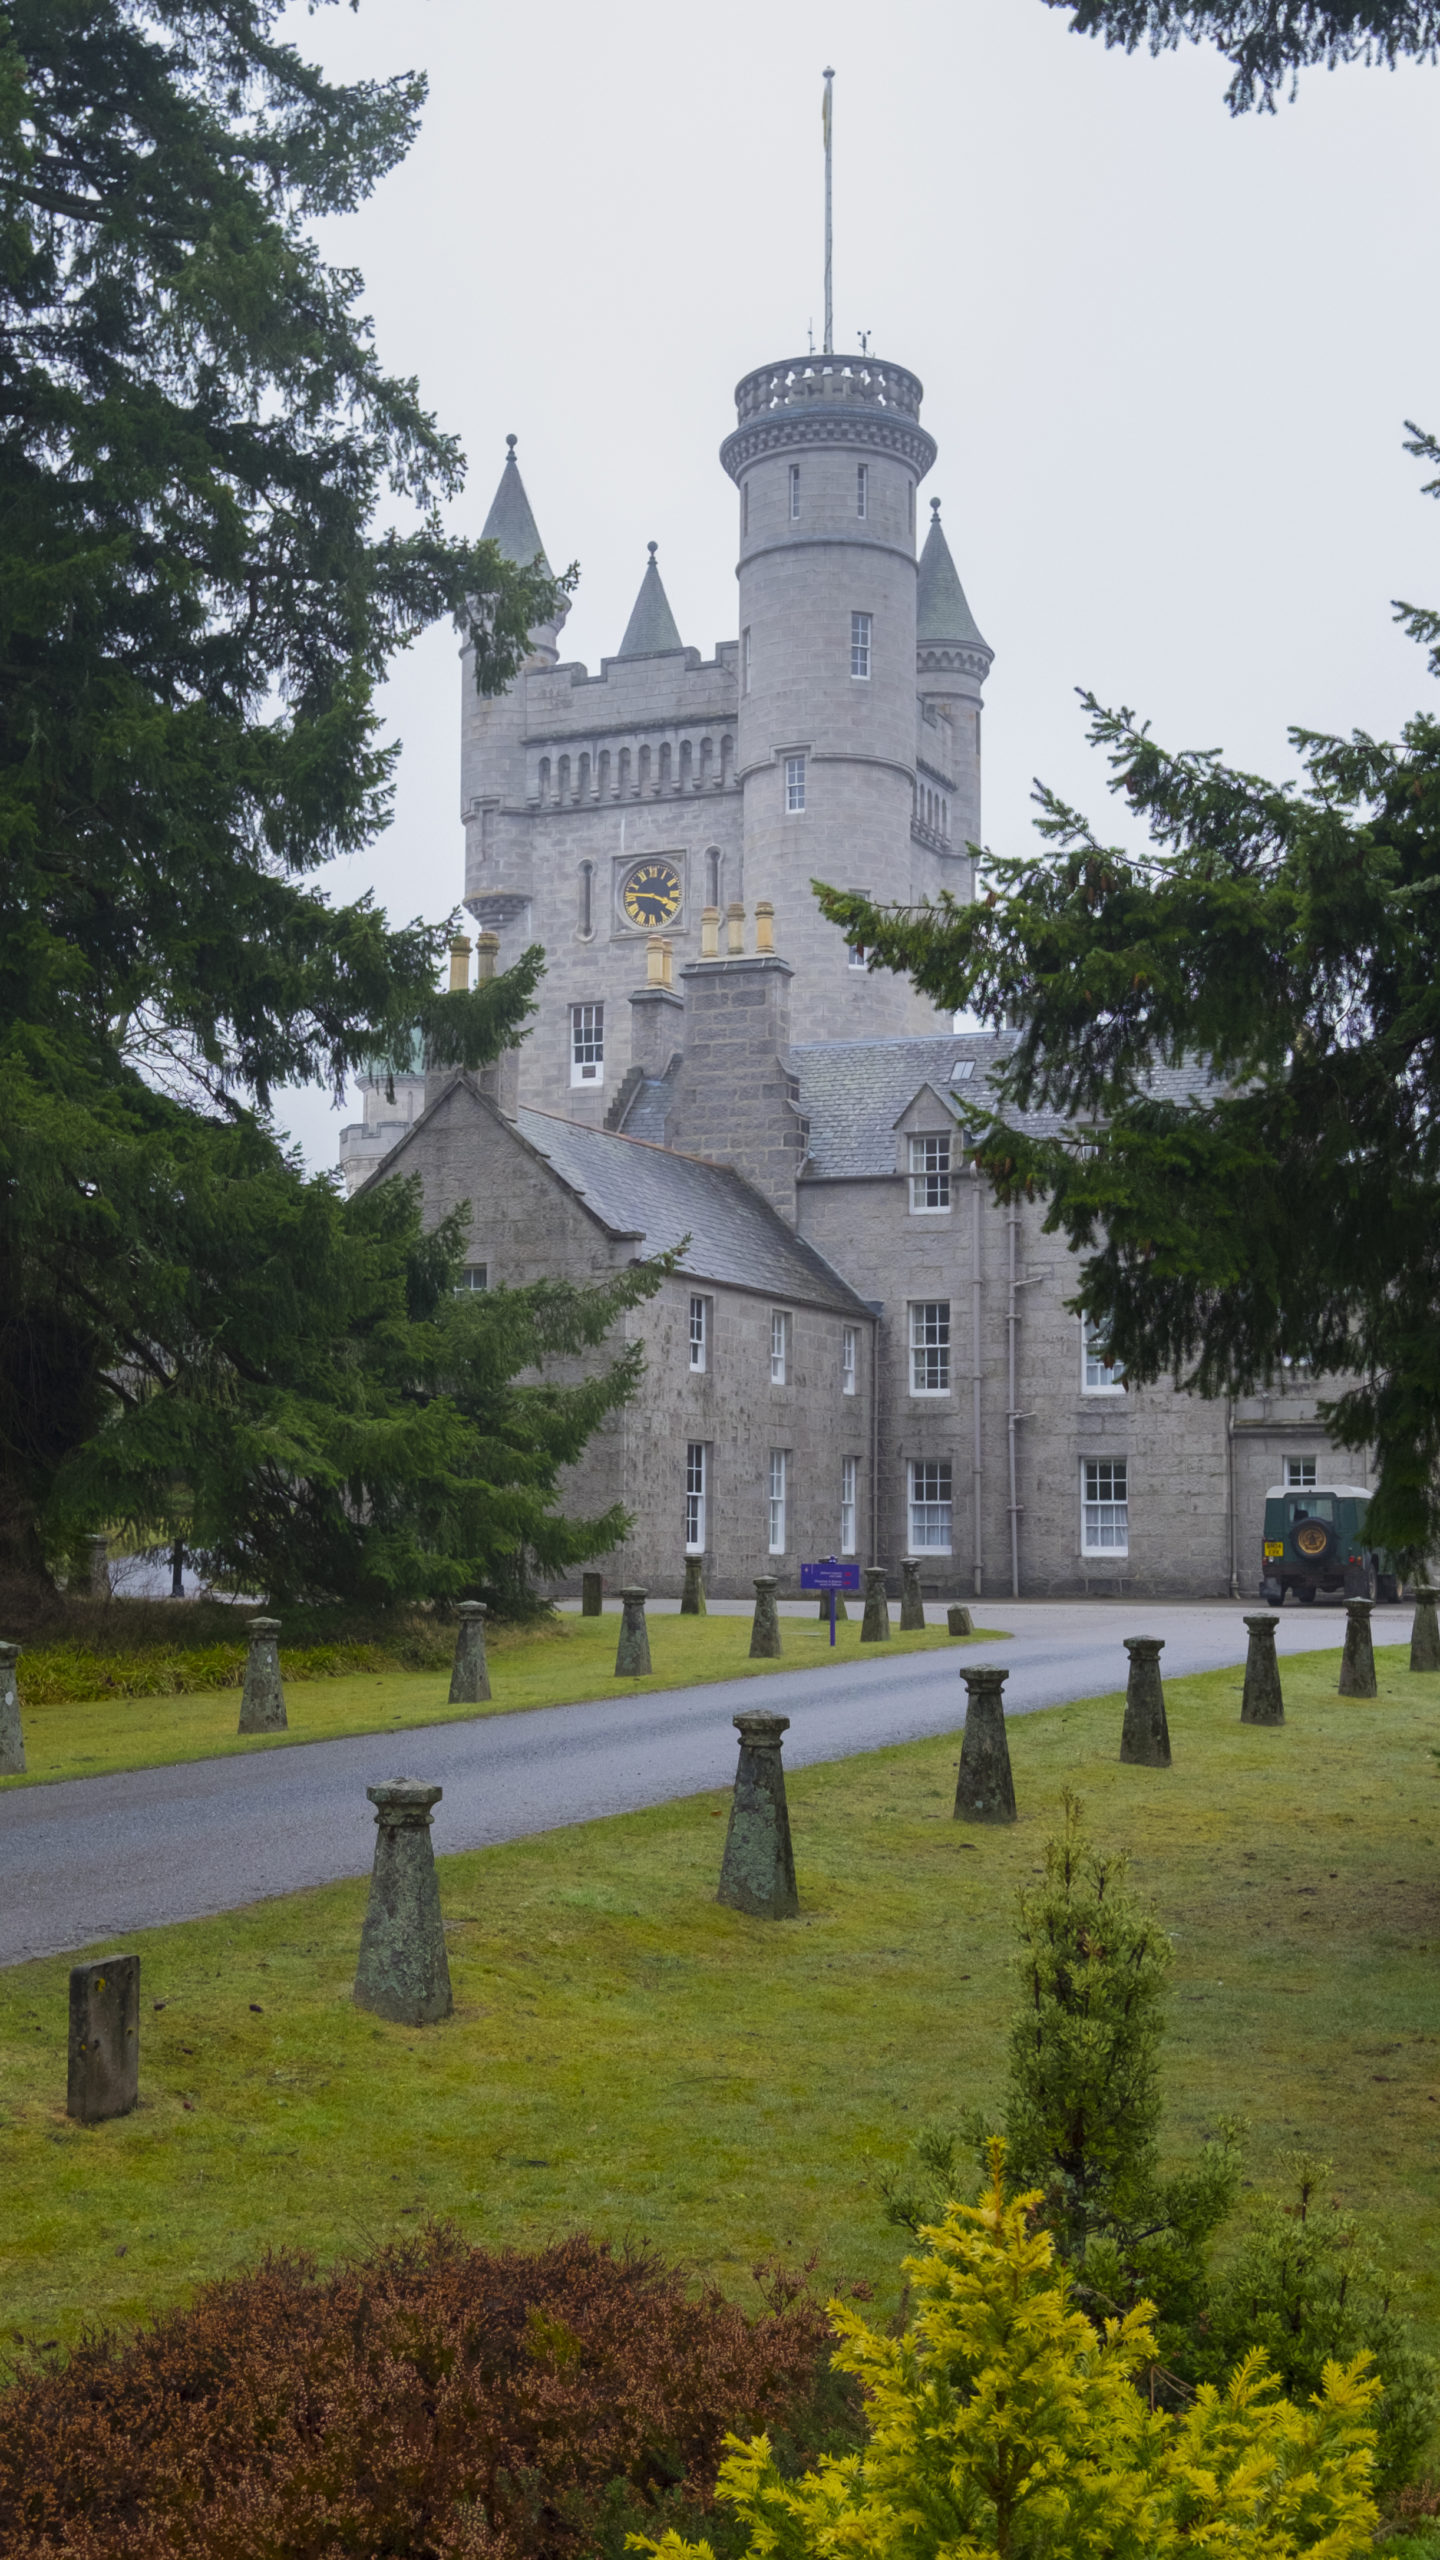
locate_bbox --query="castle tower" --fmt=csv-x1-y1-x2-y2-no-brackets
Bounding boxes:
720,356,947,1040
916,495,993,868
461,435,567,950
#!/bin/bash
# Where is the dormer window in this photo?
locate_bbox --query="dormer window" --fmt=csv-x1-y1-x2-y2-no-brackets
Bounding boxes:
909,1133,951,1212
950,1059,975,1085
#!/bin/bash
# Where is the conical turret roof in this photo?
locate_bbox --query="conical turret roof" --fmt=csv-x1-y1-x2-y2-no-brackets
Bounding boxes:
917,499,990,657
617,542,683,658
481,434,552,573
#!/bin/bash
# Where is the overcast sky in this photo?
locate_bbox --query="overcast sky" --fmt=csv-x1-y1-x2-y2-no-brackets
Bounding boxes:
273,0,1440,1172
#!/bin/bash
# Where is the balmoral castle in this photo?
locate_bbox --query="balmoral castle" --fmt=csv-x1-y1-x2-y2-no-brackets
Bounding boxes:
341,345,1350,1599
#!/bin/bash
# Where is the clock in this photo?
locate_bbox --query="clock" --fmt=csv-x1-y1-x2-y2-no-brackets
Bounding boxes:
620,858,683,929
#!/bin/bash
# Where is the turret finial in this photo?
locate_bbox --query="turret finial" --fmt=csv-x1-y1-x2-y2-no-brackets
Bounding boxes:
647,540,658,560
931,495,942,518
506,432,517,457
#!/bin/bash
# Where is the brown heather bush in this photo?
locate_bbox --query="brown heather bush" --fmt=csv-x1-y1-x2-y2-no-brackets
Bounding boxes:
0,2229,848,2560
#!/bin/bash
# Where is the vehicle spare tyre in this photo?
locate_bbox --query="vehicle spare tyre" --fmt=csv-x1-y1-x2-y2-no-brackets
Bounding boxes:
1293,1517,1335,1567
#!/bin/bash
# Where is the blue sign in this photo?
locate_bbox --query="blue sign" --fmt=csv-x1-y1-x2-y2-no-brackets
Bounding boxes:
800,1559,861,1592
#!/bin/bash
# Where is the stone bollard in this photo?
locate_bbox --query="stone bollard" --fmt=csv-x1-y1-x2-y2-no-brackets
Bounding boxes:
948,1604,974,1639
717,1712,798,1917
67,1954,140,2123
681,1557,708,1616
581,1571,603,1618
900,1561,926,1631
237,1617,287,1734
1338,1599,1377,1699
1410,1585,1440,1674
88,1531,112,1600
448,1601,491,1705
0,1639,25,1777
816,1590,849,1622
353,1780,453,2025
1240,1614,1284,1725
1120,1638,1172,1767
749,1576,782,1659
954,1667,1016,1823
615,1587,652,1676
860,1567,891,1643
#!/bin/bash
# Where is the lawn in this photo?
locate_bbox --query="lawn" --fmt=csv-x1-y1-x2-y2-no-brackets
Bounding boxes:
0,1611,989,1790
2,1640,1438,2361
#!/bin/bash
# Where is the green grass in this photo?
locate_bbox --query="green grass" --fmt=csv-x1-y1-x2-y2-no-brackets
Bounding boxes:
3,1640,1438,2363
0,1612,997,1789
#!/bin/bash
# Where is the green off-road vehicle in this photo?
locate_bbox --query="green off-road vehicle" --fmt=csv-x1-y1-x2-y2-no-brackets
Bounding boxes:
1259,1482,1399,1605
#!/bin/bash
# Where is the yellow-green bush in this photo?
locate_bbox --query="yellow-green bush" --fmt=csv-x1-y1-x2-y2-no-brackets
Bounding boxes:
639,2149,1381,2560
18,1639,397,1706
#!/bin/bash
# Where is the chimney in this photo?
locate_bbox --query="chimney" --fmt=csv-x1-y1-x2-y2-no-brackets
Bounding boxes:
666,901,804,1220
474,928,520,1118
629,935,685,1072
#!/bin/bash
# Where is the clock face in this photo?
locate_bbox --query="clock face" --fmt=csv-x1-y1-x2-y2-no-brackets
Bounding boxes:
621,859,683,929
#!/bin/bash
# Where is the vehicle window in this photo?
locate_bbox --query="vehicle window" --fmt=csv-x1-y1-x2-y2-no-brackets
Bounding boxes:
1288,1496,1335,1522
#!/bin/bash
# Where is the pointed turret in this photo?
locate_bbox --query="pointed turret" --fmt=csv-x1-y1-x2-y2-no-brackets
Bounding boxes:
479,434,567,665
617,542,683,658
917,497,991,661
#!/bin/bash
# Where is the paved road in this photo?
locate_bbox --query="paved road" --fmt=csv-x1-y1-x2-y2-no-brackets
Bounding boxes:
0,1598,1407,1966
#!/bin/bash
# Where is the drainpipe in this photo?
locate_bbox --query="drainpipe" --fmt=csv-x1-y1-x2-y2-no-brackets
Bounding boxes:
971,1170,984,1599
1006,1205,1021,1599
868,1308,882,1568
1225,1395,1240,1598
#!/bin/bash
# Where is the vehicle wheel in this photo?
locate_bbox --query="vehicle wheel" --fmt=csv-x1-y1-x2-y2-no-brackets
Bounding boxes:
1298,1584,1317,1605
1378,1572,1400,1603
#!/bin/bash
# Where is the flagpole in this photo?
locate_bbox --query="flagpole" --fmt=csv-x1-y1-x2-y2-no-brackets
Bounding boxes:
822,66,834,357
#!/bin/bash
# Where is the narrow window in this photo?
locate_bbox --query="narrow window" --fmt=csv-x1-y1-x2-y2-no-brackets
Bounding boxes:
742,479,750,536
910,1300,951,1394
784,754,806,814
768,1448,789,1554
909,1459,953,1553
570,1002,604,1086
842,1324,857,1394
770,1308,791,1385
742,626,752,695
689,1293,708,1373
1082,1457,1129,1555
455,1264,488,1293
908,1133,951,1212
856,462,868,519
1081,1311,1125,1393
789,463,801,520
578,859,594,938
840,1454,858,1554
908,479,915,532
685,1442,708,1553
851,610,872,679
848,941,868,970
704,846,721,907
1286,1455,1318,1488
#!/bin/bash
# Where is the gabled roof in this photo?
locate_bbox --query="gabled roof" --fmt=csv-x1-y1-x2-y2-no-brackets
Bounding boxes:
481,435,552,574
791,1037,1216,1180
512,1108,871,1314
617,543,683,658
917,499,990,657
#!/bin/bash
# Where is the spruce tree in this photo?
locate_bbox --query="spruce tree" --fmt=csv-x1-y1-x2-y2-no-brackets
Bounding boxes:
1047,2,1440,111
819,440,1440,1561
0,0,576,1602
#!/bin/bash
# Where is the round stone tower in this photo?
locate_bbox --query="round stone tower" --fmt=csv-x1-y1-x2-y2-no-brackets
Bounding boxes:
720,355,944,1039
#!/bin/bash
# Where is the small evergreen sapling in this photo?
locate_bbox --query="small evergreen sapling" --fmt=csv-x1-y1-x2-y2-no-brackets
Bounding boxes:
884,1794,1238,2365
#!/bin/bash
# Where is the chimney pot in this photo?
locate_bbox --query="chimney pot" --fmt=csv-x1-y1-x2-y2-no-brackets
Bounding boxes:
646,934,666,985
700,905,720,960
726,901,745,957
474,931,500,984
447,935,472,993
754,900,775,954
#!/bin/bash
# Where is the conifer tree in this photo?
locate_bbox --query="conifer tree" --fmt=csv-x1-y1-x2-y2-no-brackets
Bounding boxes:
819,440,1440,1561
0,0,581,1602
1047,2,1440,111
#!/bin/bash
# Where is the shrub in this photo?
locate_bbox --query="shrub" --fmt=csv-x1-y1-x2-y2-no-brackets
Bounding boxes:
641,2148,1381,2560
0,2231,844,2559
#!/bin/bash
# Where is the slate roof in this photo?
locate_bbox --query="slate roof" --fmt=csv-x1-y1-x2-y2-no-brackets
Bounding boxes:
618,1071,675,1144
916,500,990,657
790,1036,1216,1180
616,544,683,658
480,439,552,573
513,1107,870,1314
